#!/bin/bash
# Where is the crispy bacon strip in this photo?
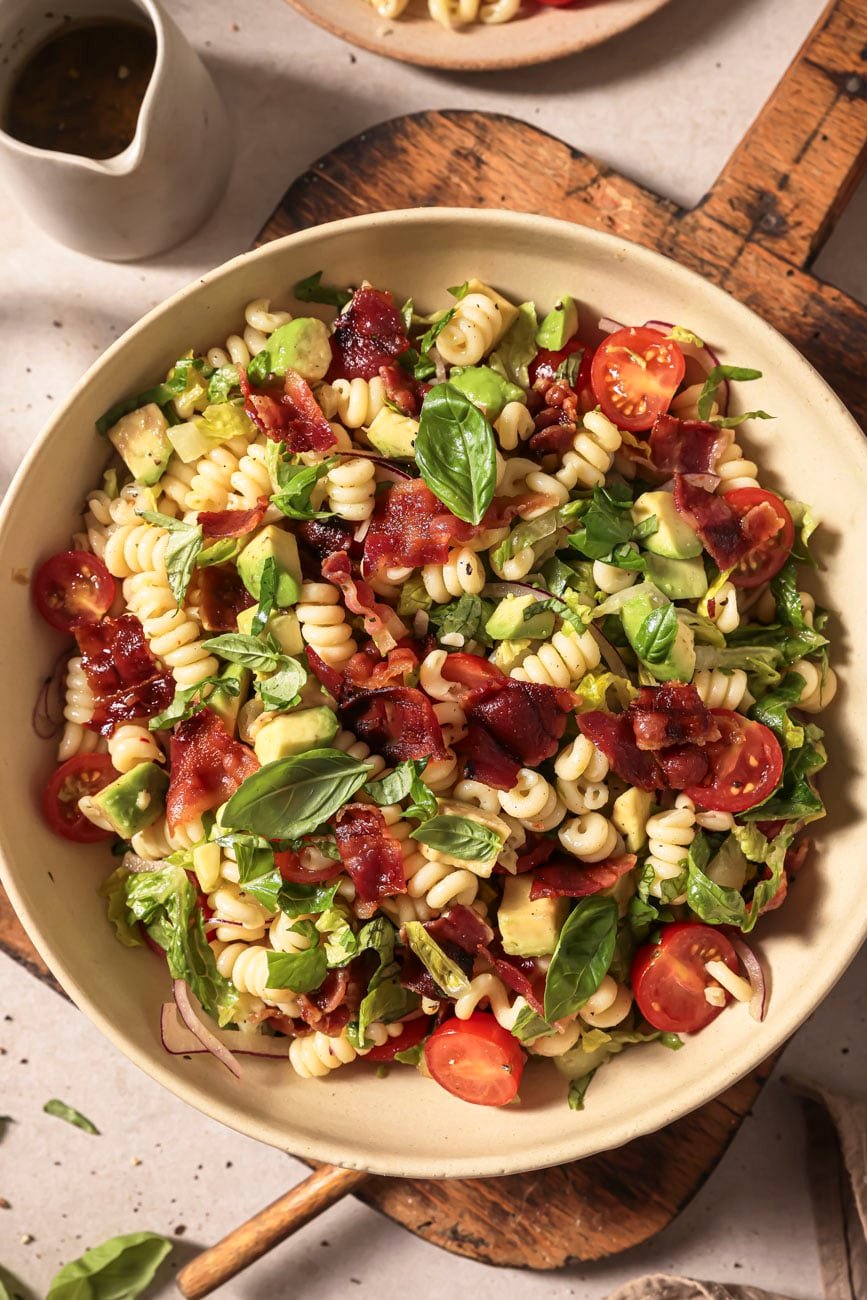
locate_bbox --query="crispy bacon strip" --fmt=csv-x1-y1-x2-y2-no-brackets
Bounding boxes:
327,286,409,383
334,804,406,918
240,367,336,453
530,854,637,900
628,684,721,751
166,709,259,832
322,551,408,655
75,614,175,734
341,686,448,764
674,473,783,570
578,711,662,791
344,641,421,691
197,497,269,539
649,413,731,475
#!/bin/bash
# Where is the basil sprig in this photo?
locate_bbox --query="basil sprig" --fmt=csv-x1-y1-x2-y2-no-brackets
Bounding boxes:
137,510,202,604
543,895,618,1023
43,1098,100,1134
266,920,327,993
221,748,373,839
696,364,764,421
416,383,497,525
293,270,353,310
201,632,284,671
633,603,678,663
410,814,501,863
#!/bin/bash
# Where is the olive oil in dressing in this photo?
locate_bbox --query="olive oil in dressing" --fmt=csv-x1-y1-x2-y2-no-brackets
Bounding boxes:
4,20,156,159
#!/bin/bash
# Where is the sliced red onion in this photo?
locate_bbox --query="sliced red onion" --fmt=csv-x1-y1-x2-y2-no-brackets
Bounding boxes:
171,980,242,1078
729,937,768,1022
643,319,728,415
482,580,545,601
161,1004,290,1059
598,315,625,335
32,650,68,740
589,625,630,678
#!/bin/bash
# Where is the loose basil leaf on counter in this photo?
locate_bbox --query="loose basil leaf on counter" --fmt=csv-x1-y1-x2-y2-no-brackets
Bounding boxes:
544,895,618,1023
696,364,762,421
418,308,456,355
416,383,497,526
43,1099,100,1135
266,923,327,994
403,921,472,998
567,1069,597,1112
201,632,284,671
221,749,373,839
137,510,202,605
410,814,501,863
293,270,353,311
46,1231,172,1300
634,604,678,664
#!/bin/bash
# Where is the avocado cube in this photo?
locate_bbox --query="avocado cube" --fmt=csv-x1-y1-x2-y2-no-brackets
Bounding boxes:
621,590,696,683
236,525,302,608
107,403,172,486
498,874,568,957
632,491,702,559
265,318,332,382
612,787,655,854
192,841,222,893
448,366,524,420
236,606,303,655
366,407,419,458
208,662,250,738
645,553,708,600
88,762,169,838
535,296,579,351
486,594,555,643
253,707,338,765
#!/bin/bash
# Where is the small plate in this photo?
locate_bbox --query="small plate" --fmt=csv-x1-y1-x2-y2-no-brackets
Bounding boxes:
285,0,673,71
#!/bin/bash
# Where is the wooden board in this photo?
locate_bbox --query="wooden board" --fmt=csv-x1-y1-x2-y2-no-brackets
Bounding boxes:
3,0,866,1272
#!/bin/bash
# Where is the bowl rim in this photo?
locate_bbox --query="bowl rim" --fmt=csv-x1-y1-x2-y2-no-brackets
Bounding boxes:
2,206,866,1178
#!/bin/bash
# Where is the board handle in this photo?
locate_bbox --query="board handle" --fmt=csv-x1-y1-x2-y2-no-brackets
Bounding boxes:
704,0,867,270
175,1163,369,1299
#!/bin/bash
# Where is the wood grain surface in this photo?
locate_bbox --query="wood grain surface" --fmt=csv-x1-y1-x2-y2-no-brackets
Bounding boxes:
2,0,865,1275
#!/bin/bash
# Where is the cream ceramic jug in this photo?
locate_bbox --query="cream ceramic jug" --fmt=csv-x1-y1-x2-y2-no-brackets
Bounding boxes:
0,0,231,260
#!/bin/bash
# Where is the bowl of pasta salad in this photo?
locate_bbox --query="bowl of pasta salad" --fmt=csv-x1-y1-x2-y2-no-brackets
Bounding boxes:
3,208,864,1177
286,0,673,71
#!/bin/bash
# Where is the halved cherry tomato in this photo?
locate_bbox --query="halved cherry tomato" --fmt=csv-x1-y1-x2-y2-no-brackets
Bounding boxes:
590,326,685,432
425,1011,524,1107
684,709,783,814
632,921,739,1033
365,1016,431,1062
274,847,341,884
33,550,115,632
723,488,794,588
529,337,595,411
43,753,118,843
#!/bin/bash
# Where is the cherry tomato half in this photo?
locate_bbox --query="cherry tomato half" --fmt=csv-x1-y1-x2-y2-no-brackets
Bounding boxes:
529,337,595,411
723,488,794,589
365,1016,431,1062
632,921,739,1033
684,709,783,814
425,1011,525,1107
43,753,118,843
33,550,115,633
590,326,685,432
274,847,341,884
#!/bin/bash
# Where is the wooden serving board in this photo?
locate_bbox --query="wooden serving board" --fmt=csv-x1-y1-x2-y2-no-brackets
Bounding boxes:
3,0,866,1273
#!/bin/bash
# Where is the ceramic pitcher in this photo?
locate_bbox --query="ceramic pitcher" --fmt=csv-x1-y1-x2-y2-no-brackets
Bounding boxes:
0,0,232,260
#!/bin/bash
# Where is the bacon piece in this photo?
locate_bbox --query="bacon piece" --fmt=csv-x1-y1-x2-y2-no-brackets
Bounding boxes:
196,565,255,632
75,614,175,734
305,646,343,698
629,684,720,751
441,652,506,695
480,940,546,1017
513,836,558,875
197,497,269,539
674,473,783,570
296,517,355,568
344,640,420,691
529,854,637,900
529,423,577,456
334,804,406,918
342,687,448,764
426,904,494,955
166,708,259,832
466,678,573,769
460,722,521,791
650,413,730,475
655,744,709,789
322,551,407,655
240,366,336,453
327,286,409,382
379,362,422,418
578,711,662,791
296,969,350,1029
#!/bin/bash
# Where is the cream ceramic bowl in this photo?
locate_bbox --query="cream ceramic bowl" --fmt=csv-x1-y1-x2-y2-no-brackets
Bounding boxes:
1,209,865,1178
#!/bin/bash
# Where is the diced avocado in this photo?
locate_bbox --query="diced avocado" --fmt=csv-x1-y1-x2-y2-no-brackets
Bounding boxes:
237,605,304,655
612,788,655,853
486,594,555,642
645,553,708,600
253,707,338,764
600,868,637,918
448,366,524,420
463,278,519,335
265,318,332,382
366,407,419,458
490,639,532,673
535,296,579,350
107,403,172,486
498,874,568,957
632,491,702,559
237,525,302,607
167,404,253,464
87,763,168,838
621,589,696,682
192,841,221,893
208,662,250,738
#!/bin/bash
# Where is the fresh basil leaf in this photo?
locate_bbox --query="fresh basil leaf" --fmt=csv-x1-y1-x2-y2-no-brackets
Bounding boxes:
523,594,587,636
685,830,791,931
197,537,242,568
293,270,352,310
315,903,359,966
603,542,647,573
253,557,278,635
770,558,806,629
416,383,497,525
222,748,373,839
418,308,456,356
410,814,502,863
634,603,677,664
137,510,202,605
352,917,417,1046
98,867,142,947
428,594,494,648
396,347,437,382
46,1231,172,1300
222,835,283,911
266,928,327,994
277,877,340,917
710,410,774,429
544,896,618,1023
270,454,335,521
696,365,762,421
541,556,597,606
626,895,660,943
399,297,414,332
403,921,472,998
365,760,421,807
566,485,639,561
448,281,470,300
43,1099,100,1135
488,301,538,388
568,1070,597,1111
256,656,308,711
511,1004,556,1043
246,349,271,385
147,675,239,731
201,633,283,671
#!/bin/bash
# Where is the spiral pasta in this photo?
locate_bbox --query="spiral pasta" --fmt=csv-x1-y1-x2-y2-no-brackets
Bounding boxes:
592,560,638,596
130,814,206,860
790,658,838,713
707,580,740,634
213,941,301,1013
555,735,610,814
325,458,376,523
289,1029,359,1079
494,402,534,451
123,566,219,689
454,973,522,1029
422,547,485,603
693,667,752,712
643,796,695,902
427,0,521,26
510,626,601,687
207,882,272,942
186,434,255,514
716,440,760,493
498,770,566,831
228,438,274,510
103,518,169,580
107,723,163,773
436,294,506,366
296,582,358,670
319,377,386,429
58,656,100,761
204,298,292,370
558,812,620,863
332,728,386,777
579,975,632,1029
555,409,622,491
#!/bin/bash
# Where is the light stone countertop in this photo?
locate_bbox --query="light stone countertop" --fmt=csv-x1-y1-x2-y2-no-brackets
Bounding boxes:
1,0,865,1295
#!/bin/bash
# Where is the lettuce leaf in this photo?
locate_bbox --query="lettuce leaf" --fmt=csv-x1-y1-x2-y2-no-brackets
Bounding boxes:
488,301,538,388
429,594,494,648
685,830,788,931
574,670,637,712
99,867,143,949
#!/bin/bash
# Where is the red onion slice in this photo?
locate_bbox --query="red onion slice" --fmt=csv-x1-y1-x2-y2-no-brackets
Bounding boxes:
161,1003,289,1060
729,937,768,1022
643,319,729,415
598,315,625,335
589,625,630,679
171,980,242,1078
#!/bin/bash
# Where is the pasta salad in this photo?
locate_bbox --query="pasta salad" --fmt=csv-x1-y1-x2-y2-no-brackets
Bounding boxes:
32,272,835,1109
363,0,569,31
